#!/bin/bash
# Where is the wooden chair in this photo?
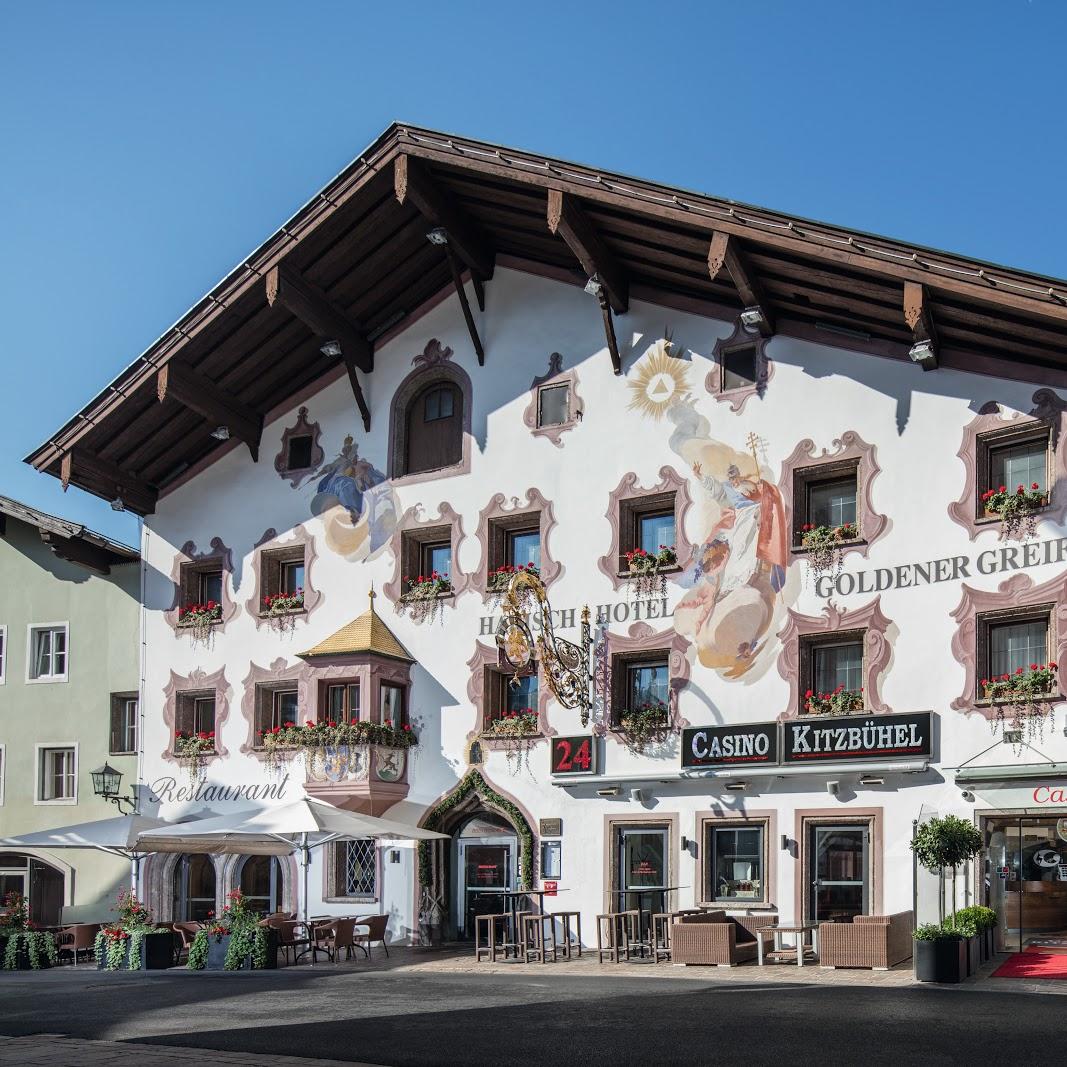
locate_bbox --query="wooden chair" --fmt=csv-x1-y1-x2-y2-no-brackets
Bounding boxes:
353,914,389,959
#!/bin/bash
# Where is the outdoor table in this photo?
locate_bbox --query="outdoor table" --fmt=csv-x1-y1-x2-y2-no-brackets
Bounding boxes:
758,922,819,967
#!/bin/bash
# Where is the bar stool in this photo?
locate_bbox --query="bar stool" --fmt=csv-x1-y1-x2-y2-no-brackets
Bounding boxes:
596,910,639,963
549,911,582,959
474,913,508,962
521,913,559,963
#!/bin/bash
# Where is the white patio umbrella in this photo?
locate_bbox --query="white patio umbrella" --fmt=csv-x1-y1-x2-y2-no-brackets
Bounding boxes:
136,796,447,935
0,813,181,894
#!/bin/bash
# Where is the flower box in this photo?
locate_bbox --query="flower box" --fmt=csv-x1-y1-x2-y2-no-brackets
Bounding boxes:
981,663,1058,705
618,702,670,749
261,590,305,617
2,936,55,971
914,936,966,984
487,563,539,594
198,929,277,970
177,602,222,629
96,931,174,971
803,686,864,716
981,483,1047,536
483,710,540,739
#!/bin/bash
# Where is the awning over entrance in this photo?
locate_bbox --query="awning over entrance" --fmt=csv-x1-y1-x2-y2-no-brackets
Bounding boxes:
955,763,1067,809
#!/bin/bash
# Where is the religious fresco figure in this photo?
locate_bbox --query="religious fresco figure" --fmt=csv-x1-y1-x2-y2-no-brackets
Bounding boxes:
301,434,397,560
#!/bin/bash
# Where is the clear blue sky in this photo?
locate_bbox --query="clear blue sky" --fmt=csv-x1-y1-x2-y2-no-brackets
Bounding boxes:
2,0,1064,545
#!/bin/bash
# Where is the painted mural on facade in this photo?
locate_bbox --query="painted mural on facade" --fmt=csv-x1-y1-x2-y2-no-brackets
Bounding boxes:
302,433,397,560
629,339,793,678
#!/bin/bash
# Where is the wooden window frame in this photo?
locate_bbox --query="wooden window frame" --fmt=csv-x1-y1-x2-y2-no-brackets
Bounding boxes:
797,629,866,715
404,379,463,476
974,422,1053,525
610,649,670,729
792,459,862,549
379,681,408,728
285,434,315,473
253,685,300,747
481,665,540,734
703,818,771,906
35,743,77,805
179,560,223,611
317,680,362,724
976,605,1053,704
618,492,679,574
174,692,217,751
259,544,307,616
400,524,454,598
707,319,772,413
488,512,542,574
109,692,139,755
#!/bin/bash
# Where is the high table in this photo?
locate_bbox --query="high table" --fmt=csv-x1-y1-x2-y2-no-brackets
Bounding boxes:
758,921,819,967
611,887,688,959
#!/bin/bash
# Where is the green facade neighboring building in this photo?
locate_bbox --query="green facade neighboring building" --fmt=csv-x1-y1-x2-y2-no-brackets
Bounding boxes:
0,495,140,924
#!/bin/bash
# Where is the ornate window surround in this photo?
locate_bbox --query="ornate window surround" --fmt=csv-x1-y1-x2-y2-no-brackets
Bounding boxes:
239,657,310,755
948,390,1067,541
387,338,473,485
775,599,893,720
464,641,555,750
382,502,469,608
600,622,691,738
779,431,887,561
298,657,414,727
167,538,239,636
244,525,322,630
471,488,563,598
597,467,694,592
696,808,778,912
160,666,232,766
274,406,325,489
705,318,773,413
521,352,583,448
949,571,1067,720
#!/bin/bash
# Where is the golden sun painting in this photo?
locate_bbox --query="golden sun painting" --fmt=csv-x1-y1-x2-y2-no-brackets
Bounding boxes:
627,339,691,420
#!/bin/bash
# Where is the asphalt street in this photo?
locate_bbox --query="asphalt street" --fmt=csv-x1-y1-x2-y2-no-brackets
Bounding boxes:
0,968,1055,1066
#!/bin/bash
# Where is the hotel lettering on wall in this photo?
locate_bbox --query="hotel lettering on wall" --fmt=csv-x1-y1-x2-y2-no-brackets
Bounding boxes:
682,712,933,769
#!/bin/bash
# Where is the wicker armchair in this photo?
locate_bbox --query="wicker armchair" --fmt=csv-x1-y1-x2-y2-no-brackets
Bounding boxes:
671,912,774,967
56,923,102,966
353,914,389,959
817,911,914,969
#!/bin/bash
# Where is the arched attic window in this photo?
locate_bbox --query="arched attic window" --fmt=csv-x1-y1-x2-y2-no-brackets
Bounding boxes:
405,380,463,475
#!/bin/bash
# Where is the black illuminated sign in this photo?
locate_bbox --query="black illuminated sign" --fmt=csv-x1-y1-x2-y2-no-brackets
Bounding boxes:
781,711,932,764
681,723,778,769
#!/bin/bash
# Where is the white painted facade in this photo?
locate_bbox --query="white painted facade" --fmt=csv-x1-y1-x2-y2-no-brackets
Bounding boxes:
138,266,1067,943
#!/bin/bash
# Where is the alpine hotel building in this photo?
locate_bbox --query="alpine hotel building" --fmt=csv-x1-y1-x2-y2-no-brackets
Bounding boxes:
27,125,1067,952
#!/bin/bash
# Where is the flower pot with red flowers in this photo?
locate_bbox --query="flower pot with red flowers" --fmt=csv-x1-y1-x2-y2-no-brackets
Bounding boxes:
175,731,216,780
798,522,859,579
93,889,172,971
483,709,540,740
261,589,305,631
261,718,418,779
981,483,1048,538
187,890,274,971
178,600,222,642
398,571,453,625
803,685,864,716
618,700,670,751
486,563,539,606
981,662,1059,739
0,892,57,970
624,545,678,600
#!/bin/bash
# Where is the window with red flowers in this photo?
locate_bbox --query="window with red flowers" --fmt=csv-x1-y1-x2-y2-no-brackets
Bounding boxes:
178,563,223,628
174,692,217,751
976,608,1056,702
253,686,299,748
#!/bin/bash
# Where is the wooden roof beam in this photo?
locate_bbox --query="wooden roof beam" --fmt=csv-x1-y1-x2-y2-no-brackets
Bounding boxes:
265,264,373,374
39,530,116,575
903,281,939,371
547,190,628,314
441,239,486,366
156,363,264,461
708,231,774,336
394,155,496,280
60,448,157,516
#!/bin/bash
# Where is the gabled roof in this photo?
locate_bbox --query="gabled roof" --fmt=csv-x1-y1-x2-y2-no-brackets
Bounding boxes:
299,590,414,663
25,122,1067,515
0,493,138,574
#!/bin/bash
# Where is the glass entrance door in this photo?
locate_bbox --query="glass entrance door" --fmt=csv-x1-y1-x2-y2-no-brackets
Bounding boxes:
984,816,1067,952
618,828,668,914
460,842,512,938
810,825,869,922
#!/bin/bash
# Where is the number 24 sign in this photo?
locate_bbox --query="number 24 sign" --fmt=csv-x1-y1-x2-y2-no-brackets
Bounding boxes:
551,736,596,776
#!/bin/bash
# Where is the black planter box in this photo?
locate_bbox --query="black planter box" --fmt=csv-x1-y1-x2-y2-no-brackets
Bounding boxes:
202,929,278,970
965,935,980,976
914,938,966,983
97,931,174,971
5,938,53,971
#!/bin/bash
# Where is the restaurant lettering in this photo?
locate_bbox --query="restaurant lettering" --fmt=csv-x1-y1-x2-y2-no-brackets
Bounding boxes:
783,711,932,763
150,774,291,804
815,536,1067,599
682,723,778,769
1033,786,1067,804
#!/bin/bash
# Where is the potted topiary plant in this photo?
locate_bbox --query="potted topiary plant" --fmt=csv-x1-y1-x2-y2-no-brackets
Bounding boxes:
913,923,967,984
954,905,998,972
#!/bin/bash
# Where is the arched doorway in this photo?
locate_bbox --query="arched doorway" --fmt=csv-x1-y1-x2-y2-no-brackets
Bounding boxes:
238,855,283,915
454,813,518,939
172,854,216,921
418,770,534,941
0,853,64,926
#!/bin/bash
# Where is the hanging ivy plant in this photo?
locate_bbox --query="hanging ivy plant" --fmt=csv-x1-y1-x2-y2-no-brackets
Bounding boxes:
624,545,677,600
0,892,58,969
417,770,534,889
982,483,1047,539
397,573,453,625
798,521,858,580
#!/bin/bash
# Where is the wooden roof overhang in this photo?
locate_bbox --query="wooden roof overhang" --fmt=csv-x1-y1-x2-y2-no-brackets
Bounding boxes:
26,123,1067,515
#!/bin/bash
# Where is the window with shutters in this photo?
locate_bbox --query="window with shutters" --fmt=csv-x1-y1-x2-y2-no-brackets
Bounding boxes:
109,693,138,755
404,381,463,475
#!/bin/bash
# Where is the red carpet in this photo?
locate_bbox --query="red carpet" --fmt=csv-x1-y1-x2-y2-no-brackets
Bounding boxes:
993,947,1067,979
